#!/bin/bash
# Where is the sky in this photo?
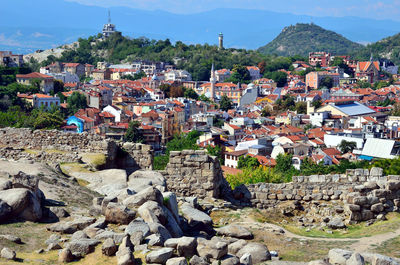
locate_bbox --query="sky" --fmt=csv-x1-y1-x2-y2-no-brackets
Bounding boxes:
66,0,400,21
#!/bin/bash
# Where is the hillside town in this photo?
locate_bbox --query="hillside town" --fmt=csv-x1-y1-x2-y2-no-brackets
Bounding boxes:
3,3,400,265
2,25,400,175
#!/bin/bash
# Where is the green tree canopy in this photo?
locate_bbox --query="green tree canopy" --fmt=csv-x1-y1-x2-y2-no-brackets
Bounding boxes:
67,92,87,115
125,121,144,143
219,95,233,111
338,140,357,154
237,155,260,169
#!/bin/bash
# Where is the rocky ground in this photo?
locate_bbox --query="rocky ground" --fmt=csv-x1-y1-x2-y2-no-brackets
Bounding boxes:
0,159,399,265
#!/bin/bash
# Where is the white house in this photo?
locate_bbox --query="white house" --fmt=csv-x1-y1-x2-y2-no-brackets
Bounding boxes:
102,105,122,122
224,150,248,168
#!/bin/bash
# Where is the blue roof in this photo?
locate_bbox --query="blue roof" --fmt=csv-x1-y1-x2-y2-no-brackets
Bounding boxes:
333,102,375,116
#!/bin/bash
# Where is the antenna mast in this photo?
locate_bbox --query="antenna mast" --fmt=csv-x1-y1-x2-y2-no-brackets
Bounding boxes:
108,9,111,24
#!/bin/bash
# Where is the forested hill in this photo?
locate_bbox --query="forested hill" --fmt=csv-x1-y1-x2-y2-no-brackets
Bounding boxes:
258,23,364,57
353,33,400,65
33,33,302,81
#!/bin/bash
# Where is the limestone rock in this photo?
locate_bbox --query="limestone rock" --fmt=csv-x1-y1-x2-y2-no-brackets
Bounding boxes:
105,202,136,225
148,222,172,244
329,249,353,265
50,207,70,219
1,247,16,260
372,254,400,265
167,257,188,265
125,219,150,237
48,216,96,234
0,234,22,244
58,248,74,263
123,186,163,208
228,239,247,255
216,224,253,239
138,201,166,224
65,238,100,256
346,253,365,265
181,203,212,227
328,217,346,229
220,254,240,265
236,242,271,264
0,188,42,222
189,255,209,265
240,253,253,265
0,200,12,221
197,237,228,260
146,247,174,264
162,192,180,222
102,238,118,256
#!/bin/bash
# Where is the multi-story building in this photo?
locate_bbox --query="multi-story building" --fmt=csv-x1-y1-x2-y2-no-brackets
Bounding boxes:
355,61,380,83
16,72,54,94
0,51,24,67
306,71,340,89
309,52,331,67
32,94,60,109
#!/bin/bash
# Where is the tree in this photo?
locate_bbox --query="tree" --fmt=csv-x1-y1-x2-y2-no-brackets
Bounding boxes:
331,57,354,77
219,95,232,111
159,83,171,98
184,88,198,100
294,102,307,114
67,92,87,115
206,145,224,165
122,71,147,81
125,121,144,143
338,140,357,154
312,99,322,109
169,86,184,98
237,155,260,169
275,153,294,174
226,64,251,84
199,94,212,103
320,76,334,89
264,71,287,87
261,108,271,117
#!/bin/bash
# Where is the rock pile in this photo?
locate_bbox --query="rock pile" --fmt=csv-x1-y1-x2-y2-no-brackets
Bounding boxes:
45,170,270,264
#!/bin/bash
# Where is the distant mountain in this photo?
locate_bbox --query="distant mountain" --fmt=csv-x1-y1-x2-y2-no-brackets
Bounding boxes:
258,23,364,56
3,0,400,54
353,33,400,65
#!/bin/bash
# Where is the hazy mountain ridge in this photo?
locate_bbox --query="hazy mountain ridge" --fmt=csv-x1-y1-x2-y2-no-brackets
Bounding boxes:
3,0,400,53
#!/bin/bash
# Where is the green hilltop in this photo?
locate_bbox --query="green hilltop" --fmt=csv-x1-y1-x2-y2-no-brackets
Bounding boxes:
258,23,364,57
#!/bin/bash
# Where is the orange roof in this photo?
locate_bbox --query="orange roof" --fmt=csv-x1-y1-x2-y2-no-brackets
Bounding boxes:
358,61,380,72
100,112,115,118
33,93,53,98
16,72,53,79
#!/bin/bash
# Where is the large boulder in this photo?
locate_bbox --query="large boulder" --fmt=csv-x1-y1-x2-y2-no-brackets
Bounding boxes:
189,255,208,265
197,237,228,260
216,224,253,239
127,170,166,192
346,253,365,265
328,217,346,229
164,206,183,238
236,242,271,264
0,179,12,191
162,192,180,223
125,219,151,237
123,186,164,208
148,222,172,244
167,257,188,265
228,239,247,255
58,248,74,263
220,254,240,265
116,235,135,265
329,249,353,265
1,247,16,260
240,253,253,265
102,238,118,256
65,238,100,256
47,216,96,234
105,202,136,225
138,201,167,224
146,247,174,264
181,203,212,228
0,200,12,221
372,254,400,265
0,188,42,222
165,236,197,258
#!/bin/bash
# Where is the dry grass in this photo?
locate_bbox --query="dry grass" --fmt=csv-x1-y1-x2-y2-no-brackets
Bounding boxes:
371,235,400,258
284,212,400,239
80,153,107,169
60,163,92,175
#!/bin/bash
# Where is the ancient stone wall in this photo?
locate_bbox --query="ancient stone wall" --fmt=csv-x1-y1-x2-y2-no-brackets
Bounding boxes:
161,150,227,199
0,128,153,170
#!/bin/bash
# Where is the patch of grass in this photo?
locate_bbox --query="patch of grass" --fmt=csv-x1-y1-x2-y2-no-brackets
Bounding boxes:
60,162,92,175
81,153,107,169
210,210,241,227
371,235,400,258
284,212,400,239
77,178,90,187
23,148,38,155
44,149,68,154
